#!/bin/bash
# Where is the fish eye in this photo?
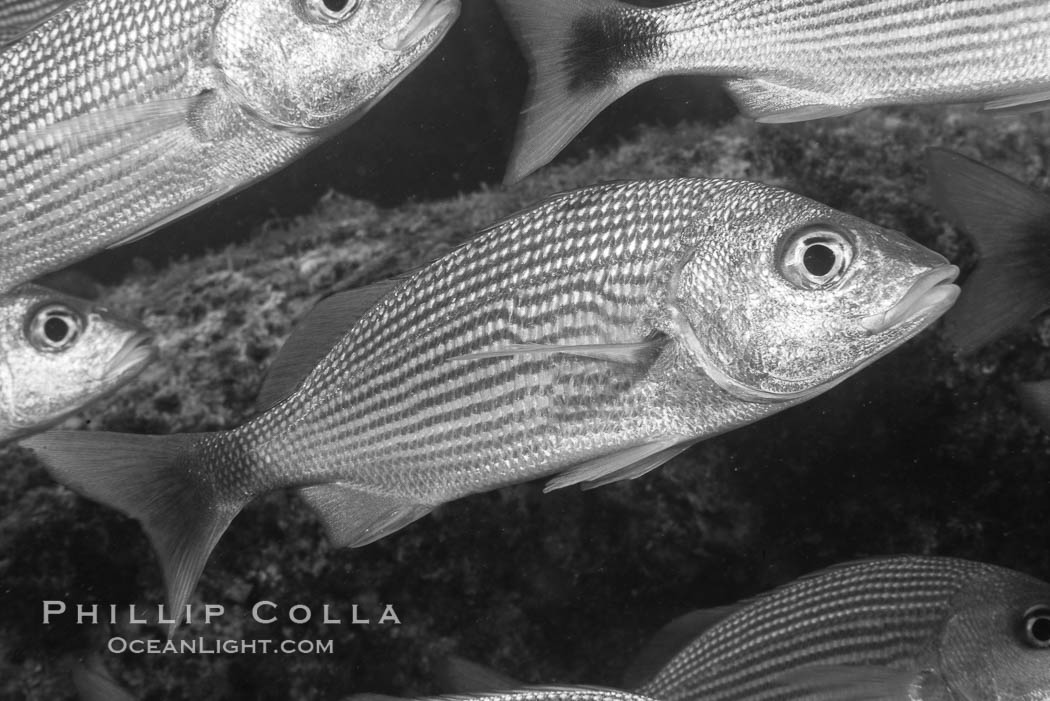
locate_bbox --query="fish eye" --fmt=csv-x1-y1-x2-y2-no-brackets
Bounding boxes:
300,0,360,23
1022,606,1050,648
26,303,84,353
778,226,855,290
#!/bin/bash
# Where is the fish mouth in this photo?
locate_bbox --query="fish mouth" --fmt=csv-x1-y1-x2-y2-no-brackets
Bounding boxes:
380,0,460,52
104,332,157,379
860,265,961,335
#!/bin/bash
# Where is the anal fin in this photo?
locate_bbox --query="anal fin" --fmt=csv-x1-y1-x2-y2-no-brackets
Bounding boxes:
724,78,858,123
545,437,695,492
298,483,433,548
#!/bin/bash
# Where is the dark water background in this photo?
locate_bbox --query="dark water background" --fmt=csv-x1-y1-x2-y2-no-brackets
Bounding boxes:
1,1,1050,700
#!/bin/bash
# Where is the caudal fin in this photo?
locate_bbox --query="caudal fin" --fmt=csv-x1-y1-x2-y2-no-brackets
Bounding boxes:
23,431,243,630
495,0,653,183
926,148,1050,353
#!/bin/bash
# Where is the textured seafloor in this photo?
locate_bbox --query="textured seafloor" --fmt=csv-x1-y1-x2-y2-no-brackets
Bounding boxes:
1,107,1049,700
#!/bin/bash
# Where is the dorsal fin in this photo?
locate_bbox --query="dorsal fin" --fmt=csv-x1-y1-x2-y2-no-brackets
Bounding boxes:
438,656,524,694
256,280,399,411
623,606,743,689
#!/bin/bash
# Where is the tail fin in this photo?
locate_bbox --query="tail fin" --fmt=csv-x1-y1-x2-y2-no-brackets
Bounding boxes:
495,0,653,183
23,431,243,631
926,148,1050,353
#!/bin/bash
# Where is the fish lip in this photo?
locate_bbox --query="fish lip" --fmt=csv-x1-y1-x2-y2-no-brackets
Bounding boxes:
379,0,460,52
860,265,961,335
103,331,157,379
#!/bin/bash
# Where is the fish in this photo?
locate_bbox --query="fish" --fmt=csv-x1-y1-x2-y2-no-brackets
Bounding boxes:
0,284,154,444
493,0,1050,182
25,176,959,624
926,148,1050,354
0,0,461,294
432,557,1050,701
624,556,1050,701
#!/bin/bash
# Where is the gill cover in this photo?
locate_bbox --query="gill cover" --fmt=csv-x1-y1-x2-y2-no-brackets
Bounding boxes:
666,203,955,402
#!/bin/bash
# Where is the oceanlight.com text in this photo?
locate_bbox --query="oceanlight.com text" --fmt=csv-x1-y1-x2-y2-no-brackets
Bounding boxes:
108,637,335,655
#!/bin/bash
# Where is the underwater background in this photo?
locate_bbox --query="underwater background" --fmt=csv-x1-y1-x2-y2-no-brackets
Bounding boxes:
2,1,1050,699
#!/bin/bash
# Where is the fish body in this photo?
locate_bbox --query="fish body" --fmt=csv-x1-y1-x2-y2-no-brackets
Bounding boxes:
926,148,1050,353
628,556,1050,701
495,0,1050,181
26,177,959,621
0,0,460,294
0,284,154,444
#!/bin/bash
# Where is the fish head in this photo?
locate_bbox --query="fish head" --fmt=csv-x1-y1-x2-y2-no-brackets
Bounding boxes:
0,286,155,441
669,182,959,402
212,0,461,131
938,567,1050,701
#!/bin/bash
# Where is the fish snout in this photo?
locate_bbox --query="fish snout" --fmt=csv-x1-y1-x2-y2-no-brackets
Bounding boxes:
859,265,961,335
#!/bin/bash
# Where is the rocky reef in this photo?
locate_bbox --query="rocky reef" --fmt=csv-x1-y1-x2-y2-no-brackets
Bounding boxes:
1,105,1049,700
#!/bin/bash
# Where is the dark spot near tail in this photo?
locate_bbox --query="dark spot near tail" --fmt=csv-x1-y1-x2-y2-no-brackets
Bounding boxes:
568,10,662,91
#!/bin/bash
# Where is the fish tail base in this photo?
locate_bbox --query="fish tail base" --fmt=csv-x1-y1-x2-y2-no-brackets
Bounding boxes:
496,0,654,182
24,430,242,629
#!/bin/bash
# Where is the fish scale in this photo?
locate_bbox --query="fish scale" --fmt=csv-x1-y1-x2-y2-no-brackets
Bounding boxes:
26,176,960,623
0,0,460,293
637,558,991,701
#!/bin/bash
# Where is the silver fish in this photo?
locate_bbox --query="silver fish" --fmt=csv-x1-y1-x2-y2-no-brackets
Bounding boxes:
26,177,959,623
0,0,460,294
494,0,1050,182
0,284,154,444
926,148,1050,354
627,556,1050,701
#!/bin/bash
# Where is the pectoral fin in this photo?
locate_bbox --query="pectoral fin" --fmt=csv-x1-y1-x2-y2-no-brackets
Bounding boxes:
545,437,695,492
453,337,666,365
723,78,858,123
770,665,928,701
982,90,1050,113
11,96,199,156
298,483,433,548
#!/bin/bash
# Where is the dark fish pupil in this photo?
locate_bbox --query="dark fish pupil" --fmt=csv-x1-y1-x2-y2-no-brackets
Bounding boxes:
44,316,69,343
1031,616,1050,643
803,243,837,277
323,0,349,11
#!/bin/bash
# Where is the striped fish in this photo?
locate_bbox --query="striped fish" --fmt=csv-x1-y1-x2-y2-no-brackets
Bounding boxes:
25,177,959,625
626,556,1050,701
494,0,1050,182
0,0,460,295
